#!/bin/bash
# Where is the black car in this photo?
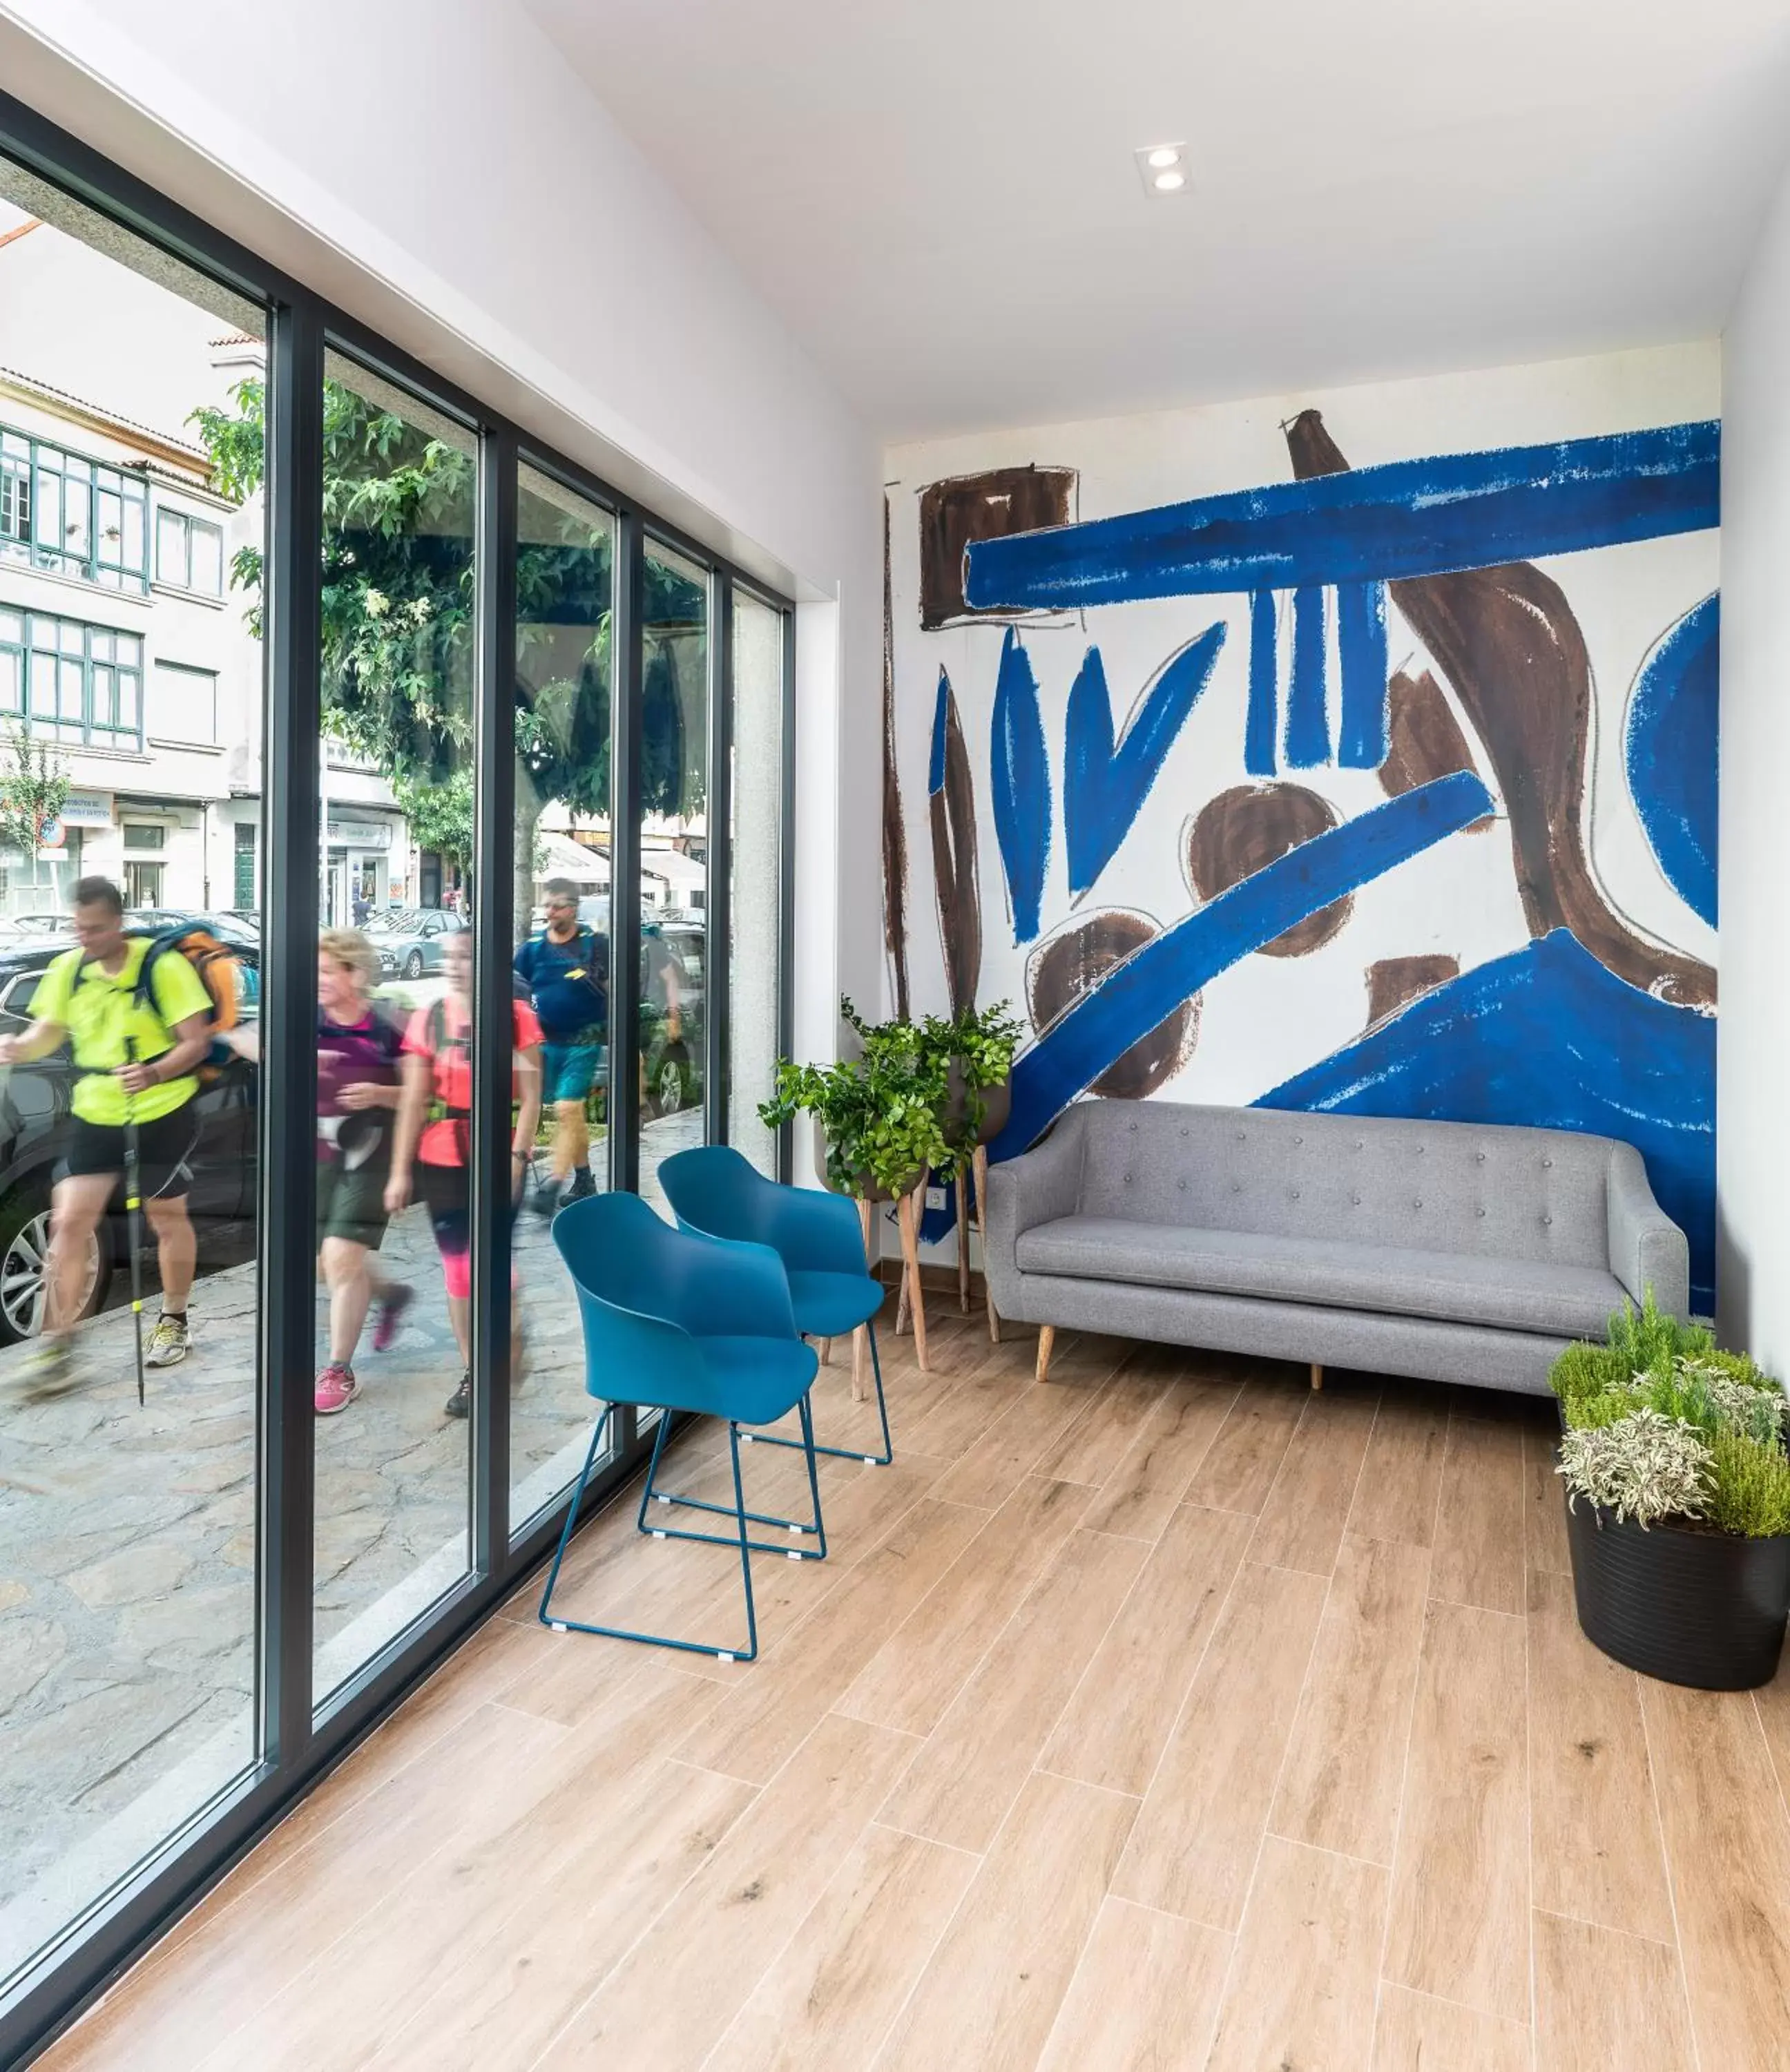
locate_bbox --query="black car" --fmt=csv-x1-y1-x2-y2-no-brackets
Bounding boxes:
0,938,260,1342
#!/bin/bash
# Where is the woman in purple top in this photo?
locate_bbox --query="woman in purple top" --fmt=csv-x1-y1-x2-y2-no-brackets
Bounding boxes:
227,928,413,1414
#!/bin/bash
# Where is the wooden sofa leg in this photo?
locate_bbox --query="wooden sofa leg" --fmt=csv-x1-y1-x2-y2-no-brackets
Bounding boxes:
1310,1361,1324,1392
1036,1325,1056,1384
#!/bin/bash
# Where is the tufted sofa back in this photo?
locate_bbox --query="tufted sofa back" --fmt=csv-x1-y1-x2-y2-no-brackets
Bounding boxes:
1066,1098,1616,1269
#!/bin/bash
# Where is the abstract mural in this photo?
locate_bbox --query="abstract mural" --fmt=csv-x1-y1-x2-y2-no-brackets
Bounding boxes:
885,349,1721,1309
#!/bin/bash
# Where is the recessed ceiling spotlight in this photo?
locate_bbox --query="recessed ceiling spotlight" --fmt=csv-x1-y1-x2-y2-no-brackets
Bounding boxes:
1133,143,1191,197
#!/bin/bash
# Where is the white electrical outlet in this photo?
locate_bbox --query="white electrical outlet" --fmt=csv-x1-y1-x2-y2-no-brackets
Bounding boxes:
925,1184,947,1211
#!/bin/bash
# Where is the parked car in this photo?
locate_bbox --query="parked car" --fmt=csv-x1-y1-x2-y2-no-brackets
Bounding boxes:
126,908,262,948
365,906,468,980
642,919,704,1117
0,939,260,1342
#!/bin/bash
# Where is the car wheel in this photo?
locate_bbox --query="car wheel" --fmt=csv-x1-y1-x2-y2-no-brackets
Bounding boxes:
0,1188,108,1345
654,1049,689,1117
404,950,425,979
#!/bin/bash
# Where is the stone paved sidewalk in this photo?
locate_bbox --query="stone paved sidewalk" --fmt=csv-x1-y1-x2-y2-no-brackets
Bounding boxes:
0,1114,700,1982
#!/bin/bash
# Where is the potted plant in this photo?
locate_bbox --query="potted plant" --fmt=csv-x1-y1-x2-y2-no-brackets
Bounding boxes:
935,999,1022,1153
1551,1293,1790,1689
761,997,950,1204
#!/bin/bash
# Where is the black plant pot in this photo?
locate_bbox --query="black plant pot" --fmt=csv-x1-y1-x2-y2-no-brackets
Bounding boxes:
1563,1494,1790,1691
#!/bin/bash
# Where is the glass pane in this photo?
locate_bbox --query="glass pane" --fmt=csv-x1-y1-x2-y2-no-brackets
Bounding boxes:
635,539,709,1210
0,159,265,1992
729,591,785,1174
508,462,615,1531
155,507,185,586
191,521,223,596
312,348,476,1705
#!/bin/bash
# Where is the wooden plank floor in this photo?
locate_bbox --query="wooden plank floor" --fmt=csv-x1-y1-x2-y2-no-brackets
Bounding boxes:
37,1301,1790,2071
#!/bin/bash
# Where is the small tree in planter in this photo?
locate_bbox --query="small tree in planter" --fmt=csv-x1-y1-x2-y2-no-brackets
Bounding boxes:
1551,1294,1790,1689
921,1000,1021,1326
759,997,950,1371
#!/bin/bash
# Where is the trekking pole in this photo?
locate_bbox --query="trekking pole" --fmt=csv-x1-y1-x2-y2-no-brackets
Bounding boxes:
124,1037,146,1408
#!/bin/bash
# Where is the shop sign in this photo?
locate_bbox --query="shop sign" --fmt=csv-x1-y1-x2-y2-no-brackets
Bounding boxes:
60,793,113,827
326,818,393,850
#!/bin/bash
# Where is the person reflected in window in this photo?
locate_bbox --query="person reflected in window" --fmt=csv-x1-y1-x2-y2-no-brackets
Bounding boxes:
639,915,683,1114
0,876,211,1394
385,926,541,1419
221,928,413,1413
513,876,606,1215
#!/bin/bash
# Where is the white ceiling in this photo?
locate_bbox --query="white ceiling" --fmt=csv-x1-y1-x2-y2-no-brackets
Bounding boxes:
527,0,1790,442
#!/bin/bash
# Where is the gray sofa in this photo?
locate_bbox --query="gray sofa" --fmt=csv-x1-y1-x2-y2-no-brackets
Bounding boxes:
983,1100,1689,1396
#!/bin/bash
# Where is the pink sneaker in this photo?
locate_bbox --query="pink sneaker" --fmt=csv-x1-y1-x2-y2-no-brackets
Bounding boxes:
315,1363,359,1414
371,1282,414,1355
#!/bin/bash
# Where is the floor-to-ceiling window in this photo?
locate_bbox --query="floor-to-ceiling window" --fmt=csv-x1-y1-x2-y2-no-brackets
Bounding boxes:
0,93,793,2067
508,462,616,1531
633,539,711,1209
0,143,266,1997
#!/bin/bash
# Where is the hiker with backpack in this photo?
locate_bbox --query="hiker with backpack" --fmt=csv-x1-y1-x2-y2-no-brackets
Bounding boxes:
385,925,542,1419
512,876,606,1216
0,876,216,1392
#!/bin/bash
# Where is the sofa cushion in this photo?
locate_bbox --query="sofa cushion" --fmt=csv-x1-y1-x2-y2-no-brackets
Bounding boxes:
1013,1216,1626,1340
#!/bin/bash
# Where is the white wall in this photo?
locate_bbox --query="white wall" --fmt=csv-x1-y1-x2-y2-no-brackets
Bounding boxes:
0,0,885,1082
1717,159,1790,1367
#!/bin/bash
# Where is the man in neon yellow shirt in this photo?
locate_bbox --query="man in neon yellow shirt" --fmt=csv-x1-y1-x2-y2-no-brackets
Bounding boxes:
0,876,213,1389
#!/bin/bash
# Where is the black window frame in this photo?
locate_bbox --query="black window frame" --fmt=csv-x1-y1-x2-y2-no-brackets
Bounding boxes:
0,86,798,2068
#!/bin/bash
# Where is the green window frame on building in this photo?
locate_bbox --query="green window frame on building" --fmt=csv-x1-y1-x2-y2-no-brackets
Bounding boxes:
154,504,224,595
232,818,256,908
0,604,144,747
0,421,150,591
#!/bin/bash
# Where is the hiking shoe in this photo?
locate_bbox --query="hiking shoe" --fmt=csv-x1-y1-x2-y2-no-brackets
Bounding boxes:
445,1371,471,1419
15,1335,79,1399
528,1166,559,1219
563,1170,597,1205
145,1316,190,1369
370,1282,414,1355
315,1363,359,1414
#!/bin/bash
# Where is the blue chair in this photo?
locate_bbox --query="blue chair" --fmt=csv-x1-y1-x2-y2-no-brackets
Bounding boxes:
539,1191,826,1663
660,1144,892,1466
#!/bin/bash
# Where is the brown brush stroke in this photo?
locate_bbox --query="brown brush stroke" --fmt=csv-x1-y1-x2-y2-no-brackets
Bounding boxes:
1367,955,1461,1030
1185,780,1354,957
917,464,1076,630
1284,411,1715,1010
1026,910,1199,1099
1383,669,1492,832
882,495,912,1021
930,677,982,1019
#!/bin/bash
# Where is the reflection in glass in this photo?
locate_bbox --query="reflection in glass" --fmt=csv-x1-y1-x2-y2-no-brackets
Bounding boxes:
729,591,786,1174
508,464,615,1530
636,541,709,1211
0,154,262,1988
309,352,477,1702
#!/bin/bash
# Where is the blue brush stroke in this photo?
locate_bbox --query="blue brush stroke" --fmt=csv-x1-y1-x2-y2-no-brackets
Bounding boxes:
990,628,1051,943
1337,580,1389,768
1284,585,1329,768
964,420,1720,611
1245,589,1278,777
1625,595,1719,930
1260,930,1715,1313
1065,625,1226,898
927,669,950,794
989,769,1496,1161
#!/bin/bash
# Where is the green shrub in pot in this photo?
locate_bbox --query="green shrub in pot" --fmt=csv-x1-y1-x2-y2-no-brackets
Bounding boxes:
759,995,950,1201
1548,1292,1790,1688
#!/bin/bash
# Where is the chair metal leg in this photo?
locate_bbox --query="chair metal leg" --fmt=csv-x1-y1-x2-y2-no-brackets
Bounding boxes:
742,1318,894,1468
540,1407,762,1664
642,1395,831,1559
